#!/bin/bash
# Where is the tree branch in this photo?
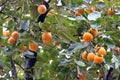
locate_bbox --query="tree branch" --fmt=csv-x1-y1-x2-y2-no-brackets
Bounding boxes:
106,67,114,80
10,58,17,78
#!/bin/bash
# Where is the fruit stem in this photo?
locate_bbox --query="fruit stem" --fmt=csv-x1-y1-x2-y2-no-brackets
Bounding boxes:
14,61,24,70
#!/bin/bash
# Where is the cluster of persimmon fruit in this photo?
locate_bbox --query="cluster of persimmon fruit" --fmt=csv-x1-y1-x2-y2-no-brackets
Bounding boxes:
20,41,39,52
81,28,107,64
82,46,106,64
76,6,97,15
82,28,98,42
3,30,52,52
3,30,20,44
21,32,52,52
20,32,52,52
37,0,115,16
20,5,53,52
75,4,115,16
6,31,20,44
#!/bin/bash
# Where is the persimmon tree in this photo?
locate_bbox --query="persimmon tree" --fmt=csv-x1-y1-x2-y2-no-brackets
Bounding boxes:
0,0,120,80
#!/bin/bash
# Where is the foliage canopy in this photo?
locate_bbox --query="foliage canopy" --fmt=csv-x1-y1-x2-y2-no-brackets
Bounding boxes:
0,0,120,80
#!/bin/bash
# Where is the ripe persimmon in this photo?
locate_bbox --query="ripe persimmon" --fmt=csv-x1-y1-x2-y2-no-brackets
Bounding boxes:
47,12,53,17
0,44,4,47
3,30,10,37
54,42,59,46
29,41,39,51
8,37,16,44
81,51,87,60
37,5,47,14
21,46,27,52
11,31,20,40
88,6,97,14
89,28,99,37
98,72,103,78
87,53,95,62
98,47,106,56
107,8,115,16
83,32,93,42
76,8,84,15
0,69,3,76
94,55,103,64
42,32,52,45
77,74,87,80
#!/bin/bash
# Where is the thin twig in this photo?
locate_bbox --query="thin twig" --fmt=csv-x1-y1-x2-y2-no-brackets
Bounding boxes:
0,0,8,6
0,11,19,23
101,65,106,80
14,60,25,70
30,0,40,6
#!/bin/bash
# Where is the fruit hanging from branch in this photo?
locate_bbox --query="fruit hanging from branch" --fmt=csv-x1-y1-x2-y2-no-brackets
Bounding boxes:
42,32,52,45
36,0,51,23
23,41,39,80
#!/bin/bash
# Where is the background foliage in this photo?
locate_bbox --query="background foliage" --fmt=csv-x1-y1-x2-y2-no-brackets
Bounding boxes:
0,0,120,80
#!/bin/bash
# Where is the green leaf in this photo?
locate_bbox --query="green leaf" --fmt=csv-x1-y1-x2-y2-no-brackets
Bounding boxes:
88,11,101,21
20,20,30,30
111,55,119,63
104,38,115,49
76,16,86,21
0,27,3,36
74,60,86,67
23,50,35,58
68,17,76,21
68,42,89,53
58,59,70,66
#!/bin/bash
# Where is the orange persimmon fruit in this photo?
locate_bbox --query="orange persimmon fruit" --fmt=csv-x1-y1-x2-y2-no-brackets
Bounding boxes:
98,47,106,56
29,41,39,51
37,5,47,14
76,8,84,15
88,6,97,14
47,12,53,17
11,31,20,40
94,55,104,64
3,30,10,37
81,51,87,60
87,53,95,62
107,8,115,16
8,37,16,44
21,46,27,52
83,32,93,42
89,28,99,37
42,32,52,45
77,74,87,80
0,44,4,47
0,69,3,76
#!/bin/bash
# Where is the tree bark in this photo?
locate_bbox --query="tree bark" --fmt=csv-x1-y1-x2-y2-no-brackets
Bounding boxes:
24,50,37,80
